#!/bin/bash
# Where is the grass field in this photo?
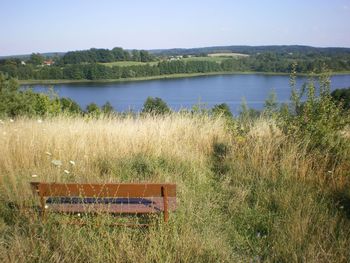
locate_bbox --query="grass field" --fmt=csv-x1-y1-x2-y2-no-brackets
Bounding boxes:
208,52,250,58
100,56,235,67
182,56,229,63
100,61,158,67
0,114,349,262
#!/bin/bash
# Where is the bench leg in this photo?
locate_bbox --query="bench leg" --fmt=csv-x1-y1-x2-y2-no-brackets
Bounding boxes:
162,186,169,223
40,195,46,221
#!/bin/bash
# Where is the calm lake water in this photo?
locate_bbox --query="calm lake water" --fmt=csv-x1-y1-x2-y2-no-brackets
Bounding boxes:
25,74,350,114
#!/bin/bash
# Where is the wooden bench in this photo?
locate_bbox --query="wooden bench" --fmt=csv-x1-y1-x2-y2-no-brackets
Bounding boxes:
30,182,176,225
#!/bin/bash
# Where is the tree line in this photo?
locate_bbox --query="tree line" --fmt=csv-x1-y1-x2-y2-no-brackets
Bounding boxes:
61,47,155,64
1,52,350,81
151,45,350,56
0,60,223,80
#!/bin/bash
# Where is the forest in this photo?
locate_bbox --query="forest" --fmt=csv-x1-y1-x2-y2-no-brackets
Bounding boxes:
1,46,350,81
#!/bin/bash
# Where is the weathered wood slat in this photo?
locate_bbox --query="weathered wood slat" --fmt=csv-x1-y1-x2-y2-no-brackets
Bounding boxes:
31,182,176,197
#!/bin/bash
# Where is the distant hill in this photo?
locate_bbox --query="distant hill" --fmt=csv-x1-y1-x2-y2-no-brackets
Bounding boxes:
0,52,66,60
149,45,350,56
2,45,350,60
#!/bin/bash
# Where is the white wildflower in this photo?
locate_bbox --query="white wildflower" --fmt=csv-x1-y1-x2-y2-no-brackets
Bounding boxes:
9,119,14,122
31,174,38,178
69,160,76,166
45,151,52,156
37,119,43,123
44,205,49,209
340,206,344,209
51,160,62,166
77,213,81,217
64,169,70,174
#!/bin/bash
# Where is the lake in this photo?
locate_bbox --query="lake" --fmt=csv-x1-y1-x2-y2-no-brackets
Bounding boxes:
25,74,350,114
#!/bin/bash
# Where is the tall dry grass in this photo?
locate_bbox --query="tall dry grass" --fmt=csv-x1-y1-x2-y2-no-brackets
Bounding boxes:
0,115,227,199
0,114,349,262
0,114,234,263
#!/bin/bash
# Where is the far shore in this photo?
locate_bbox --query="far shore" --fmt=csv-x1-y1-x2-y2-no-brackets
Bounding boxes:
19,71,350,85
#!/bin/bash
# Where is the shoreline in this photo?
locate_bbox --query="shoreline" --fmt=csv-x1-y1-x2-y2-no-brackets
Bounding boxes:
19,71,350,85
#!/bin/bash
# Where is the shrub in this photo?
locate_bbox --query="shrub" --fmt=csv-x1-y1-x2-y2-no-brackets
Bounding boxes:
142,97,170,115
239,98,260,122
331,87,350,110
263,90,279,118
86,103,101,116
279,65,350,155
0,73,62,117
59,97,82,114
101,101,114,115
212,103,233,118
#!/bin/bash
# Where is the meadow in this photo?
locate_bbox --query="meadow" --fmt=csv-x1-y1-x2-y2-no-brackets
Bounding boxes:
208,52,250,58
100,61,158,67
0,112,349,262
100,55,232,67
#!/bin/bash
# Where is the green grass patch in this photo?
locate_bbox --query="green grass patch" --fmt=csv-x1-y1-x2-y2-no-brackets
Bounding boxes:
100,61,158,67
182,56,228,63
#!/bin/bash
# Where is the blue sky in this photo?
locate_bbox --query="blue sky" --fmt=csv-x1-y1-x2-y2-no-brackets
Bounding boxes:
1,0,350,55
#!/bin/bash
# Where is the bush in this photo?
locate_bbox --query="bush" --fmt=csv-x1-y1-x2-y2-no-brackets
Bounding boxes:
86,103,101,116
239,98,261,126
331,87,350,110
101,101,114,115
142,97,170,115
0,73,62,117
279,66,350,153
59,97,82,114
212,103,233,118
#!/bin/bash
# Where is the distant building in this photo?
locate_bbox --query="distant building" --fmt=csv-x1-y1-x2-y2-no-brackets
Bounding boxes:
21,61,26,65
43,59,54,66
168,56,181,61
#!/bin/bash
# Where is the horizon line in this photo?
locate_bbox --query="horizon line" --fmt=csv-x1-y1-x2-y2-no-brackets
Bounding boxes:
2,43,350,58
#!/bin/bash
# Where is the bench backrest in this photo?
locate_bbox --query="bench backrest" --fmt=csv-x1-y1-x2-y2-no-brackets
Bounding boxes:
30,182,176,198
30,182,176,223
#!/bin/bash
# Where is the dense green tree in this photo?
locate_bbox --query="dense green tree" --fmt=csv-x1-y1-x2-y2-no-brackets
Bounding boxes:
63,65,84,79
112,47,131,61
132,50,141,62
29,53,44,65
140,50,154,62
